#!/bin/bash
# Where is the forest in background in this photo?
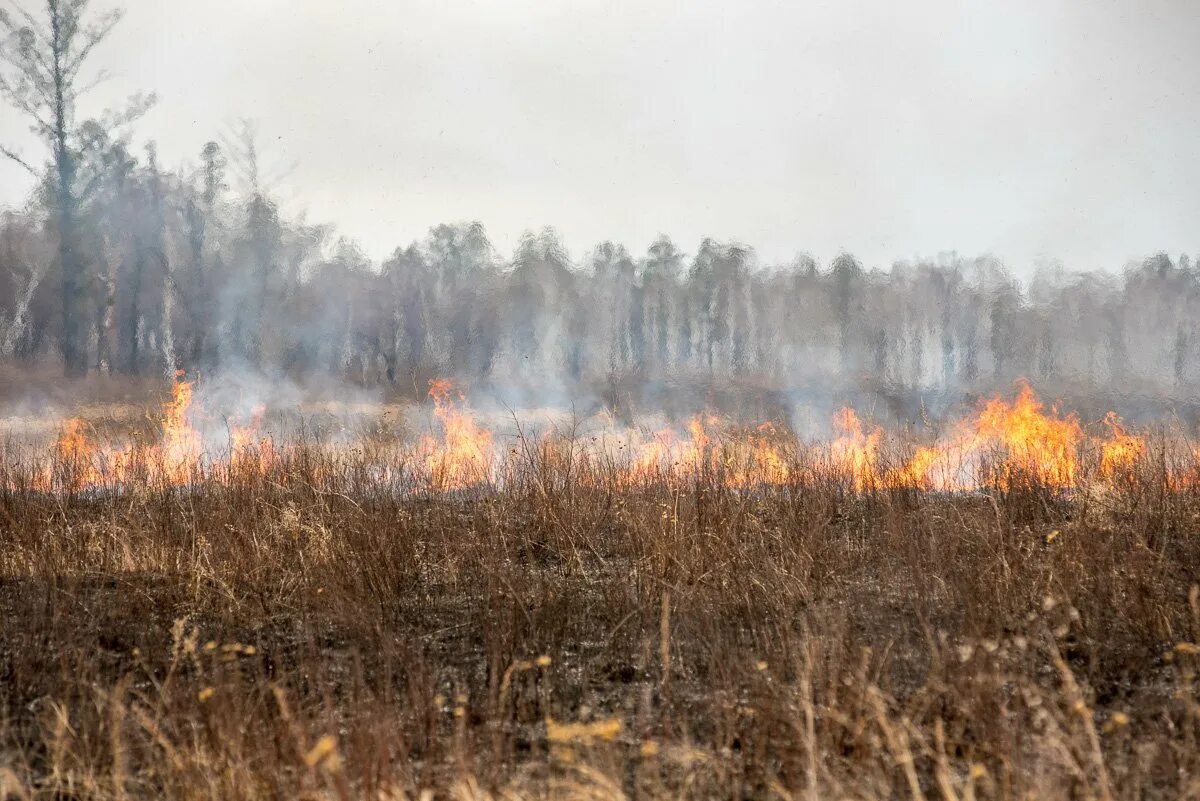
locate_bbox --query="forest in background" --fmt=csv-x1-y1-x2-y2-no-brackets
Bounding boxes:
2,2,1198,420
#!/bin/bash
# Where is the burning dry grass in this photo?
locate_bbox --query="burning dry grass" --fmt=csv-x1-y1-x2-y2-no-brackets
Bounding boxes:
0,380,1199,799
8,375,1200,497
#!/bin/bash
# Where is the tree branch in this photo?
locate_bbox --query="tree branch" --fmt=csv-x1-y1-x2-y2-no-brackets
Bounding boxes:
65,7,121,77
77,165,106,201
0,142,39,175
73,64,108,94
14,4,47,36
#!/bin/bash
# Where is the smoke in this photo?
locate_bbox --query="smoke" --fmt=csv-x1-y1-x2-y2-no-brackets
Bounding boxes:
3,124,1200,433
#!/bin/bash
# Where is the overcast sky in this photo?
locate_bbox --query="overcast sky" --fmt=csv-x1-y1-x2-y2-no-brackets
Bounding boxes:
1,0,1198,273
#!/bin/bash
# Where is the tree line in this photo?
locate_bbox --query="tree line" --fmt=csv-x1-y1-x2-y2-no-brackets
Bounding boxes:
2,1,1198,405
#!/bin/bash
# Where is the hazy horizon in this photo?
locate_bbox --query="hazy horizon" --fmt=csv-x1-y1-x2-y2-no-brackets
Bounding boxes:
2,0,1199,274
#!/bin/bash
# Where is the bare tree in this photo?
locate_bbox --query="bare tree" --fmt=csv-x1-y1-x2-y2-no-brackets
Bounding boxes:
0,213,51,356
0,0,153,376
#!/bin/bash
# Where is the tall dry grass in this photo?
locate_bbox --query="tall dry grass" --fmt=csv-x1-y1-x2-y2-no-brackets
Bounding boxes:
0,417,1198,800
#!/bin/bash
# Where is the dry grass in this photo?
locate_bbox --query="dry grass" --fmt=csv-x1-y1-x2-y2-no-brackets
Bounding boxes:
0,406,1199,800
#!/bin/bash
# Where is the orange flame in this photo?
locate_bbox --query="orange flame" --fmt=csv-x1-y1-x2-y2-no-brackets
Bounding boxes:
830,407,882,490
1099,412,1145,479
971,381,1082,488
33,373,240,490
10,376,1170,497
159,373,202,479
420,380,494,490
50,417,105,491
723,423,792,488
230,404,274,472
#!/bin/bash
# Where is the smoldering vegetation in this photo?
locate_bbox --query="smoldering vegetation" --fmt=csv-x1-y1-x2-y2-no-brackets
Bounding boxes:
4,4,1200,800
1,418,1200,799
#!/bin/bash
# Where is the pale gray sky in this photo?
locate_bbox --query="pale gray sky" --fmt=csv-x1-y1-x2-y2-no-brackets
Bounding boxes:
1,0,1198,272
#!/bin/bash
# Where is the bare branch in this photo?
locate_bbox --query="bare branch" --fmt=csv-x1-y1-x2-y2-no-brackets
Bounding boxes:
0,62,55,112
10,4,49,39
76,164,106,201
0,82,51,130
64,7,121,78
112,90,156,126
73,63,107,94
0,142,39,175
0,8,56,77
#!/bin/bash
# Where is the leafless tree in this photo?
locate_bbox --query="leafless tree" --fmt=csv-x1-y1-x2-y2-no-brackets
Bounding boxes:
0,0,153,375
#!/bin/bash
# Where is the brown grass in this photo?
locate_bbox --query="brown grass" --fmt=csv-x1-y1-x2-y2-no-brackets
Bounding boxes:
0,412,1199,800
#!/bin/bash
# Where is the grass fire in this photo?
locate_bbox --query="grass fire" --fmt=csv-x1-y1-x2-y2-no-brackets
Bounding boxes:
2,0,1200,797
2,374,1200,799
5,376,1190,497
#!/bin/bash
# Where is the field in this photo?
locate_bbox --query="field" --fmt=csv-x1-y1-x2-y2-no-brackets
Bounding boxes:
1,378,1199,800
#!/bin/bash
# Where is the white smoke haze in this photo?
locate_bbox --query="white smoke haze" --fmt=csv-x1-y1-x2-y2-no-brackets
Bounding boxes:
4,0,1199,272
0,0,1198,439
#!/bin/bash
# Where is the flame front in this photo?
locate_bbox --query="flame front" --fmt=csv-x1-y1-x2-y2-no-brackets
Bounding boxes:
159,374,203,480
973,381,1082,488
24,373,274,492
830,407,882,490
611,381,1147,493
14,377,1165,497
1099,412,1145,480
420,379,494,490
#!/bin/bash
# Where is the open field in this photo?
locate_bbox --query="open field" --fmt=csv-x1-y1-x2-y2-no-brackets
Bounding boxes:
1,383,1199,800
2,0,1197,796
